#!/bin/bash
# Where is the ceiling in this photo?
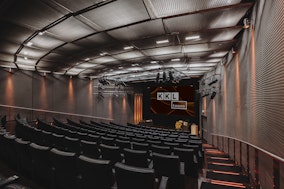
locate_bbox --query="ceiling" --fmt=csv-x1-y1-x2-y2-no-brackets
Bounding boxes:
0,0,254,83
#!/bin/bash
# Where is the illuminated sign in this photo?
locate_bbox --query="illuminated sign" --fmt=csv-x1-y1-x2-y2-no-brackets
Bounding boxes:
171,101,187,110
157,92,179,101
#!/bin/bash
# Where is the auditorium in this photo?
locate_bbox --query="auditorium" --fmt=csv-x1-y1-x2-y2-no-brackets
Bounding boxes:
0,0,282,189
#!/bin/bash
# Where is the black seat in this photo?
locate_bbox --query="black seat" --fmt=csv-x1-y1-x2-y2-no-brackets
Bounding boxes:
64,136,80,154
29,143,51,187
173,147,197,177
115,139,131,151
2,134,17,169
99,144,122,165
132,141,150,151
14,138,32,177
152,153,182,189
77,155,115,189
51,133,65,150
147,139,162,146
163,142,179,151
115,162,159,189
100,136,115,146
80,140,100,158
85,134,100,143
123,148,149,168
49,148,78,189
151,144,171,155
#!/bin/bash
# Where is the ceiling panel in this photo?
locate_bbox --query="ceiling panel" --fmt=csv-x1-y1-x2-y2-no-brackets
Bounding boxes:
53,43,87,56
0,40,21,54
133,35,177,49
47,17,95,42
16,57,37,65
142,46,182,56
1,0,67,29
74,32,117,48
182,41,235,53
30,33,66,50
53,0,102,12
107,19,165,41
91,56,118,64
0,53,14,63
19,47,49,59
145,0,241,18
112,51,144,60
81,0,150,30
17,64,36,71
0,21,34,44
164,5,251,33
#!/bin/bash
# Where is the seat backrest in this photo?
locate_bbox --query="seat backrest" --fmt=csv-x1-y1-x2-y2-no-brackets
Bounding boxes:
77,155,114,189
49,148,77,189
151,144,171,155
123,148,149,168
64,136,80,153
100,136,115,146
80,140,100,158
132,141,149,151
99,144,121,164
115,139,131,150
152,152,180,177
115,162,157,189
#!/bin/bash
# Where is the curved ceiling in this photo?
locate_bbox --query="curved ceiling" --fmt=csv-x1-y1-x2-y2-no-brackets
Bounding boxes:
0,0,254,82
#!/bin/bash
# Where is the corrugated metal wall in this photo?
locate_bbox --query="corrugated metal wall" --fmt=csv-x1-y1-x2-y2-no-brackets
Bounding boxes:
201,1,284,188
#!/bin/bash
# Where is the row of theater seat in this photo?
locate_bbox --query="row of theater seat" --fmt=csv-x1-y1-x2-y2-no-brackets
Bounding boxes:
11,117,203,188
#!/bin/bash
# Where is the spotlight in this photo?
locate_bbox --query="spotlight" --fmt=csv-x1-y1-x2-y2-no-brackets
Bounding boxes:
210,91,216,99
156,73,160,83
243,18,250,29
163,72,166,82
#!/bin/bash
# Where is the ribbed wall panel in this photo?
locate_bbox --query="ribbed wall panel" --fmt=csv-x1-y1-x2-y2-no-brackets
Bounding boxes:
280,163,284,189
202,0,284,159
258,152,273,189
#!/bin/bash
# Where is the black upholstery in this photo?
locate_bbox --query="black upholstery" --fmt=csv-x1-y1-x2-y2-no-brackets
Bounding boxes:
14,138,32,177
64,136,80,153
115,139,131,151
152,153,181,189
132,141,149,151
173,147,197,177
29,143,51,187
77,155,114,189
80,140,100,158
49,148,77,189
100,144,122,164
123,148,149,168
151,144,171,155
114,162,157,189
100,136,115,146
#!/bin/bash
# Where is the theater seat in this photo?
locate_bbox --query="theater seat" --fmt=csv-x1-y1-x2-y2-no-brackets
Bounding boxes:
114,162,161,189
152,153,182,189
29,143,51,187
123,148,149,168
151,144,171,155
100,144,122,165
49,148,78,189
80,140,100,158
77,155,114,189
14,138,32,177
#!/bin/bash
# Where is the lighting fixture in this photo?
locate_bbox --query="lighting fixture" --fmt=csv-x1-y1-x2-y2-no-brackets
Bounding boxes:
38,31,46,35
185,35,200,41
24,57,28,60
84,58,90,61
26,42,33,47
118,66,123,69
171,58,180,62
243,18,250,29
131,63,139,66
150,61,158,64
156,39,169,44
123,46,134,50
100,52,107,56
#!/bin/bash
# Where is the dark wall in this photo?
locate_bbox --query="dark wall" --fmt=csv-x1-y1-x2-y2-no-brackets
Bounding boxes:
139,79,200,128
0,69,134,125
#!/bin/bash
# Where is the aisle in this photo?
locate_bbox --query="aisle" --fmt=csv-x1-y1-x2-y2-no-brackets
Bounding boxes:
200,144,250,189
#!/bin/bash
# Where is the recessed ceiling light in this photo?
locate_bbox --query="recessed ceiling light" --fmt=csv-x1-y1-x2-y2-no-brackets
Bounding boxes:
171,58,180,62
156,39,169,44
100,52,107,56
150,61,158,64
185,35,200,41
38,31,46,35
24,57,28,60
118,66,124,69
85,58,90,61
26,42,33,47
131,63,139,66
123,46,134,50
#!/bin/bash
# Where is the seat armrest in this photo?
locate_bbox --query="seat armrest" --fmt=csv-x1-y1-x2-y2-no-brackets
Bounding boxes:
158,176,168,189
0,175,19,188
